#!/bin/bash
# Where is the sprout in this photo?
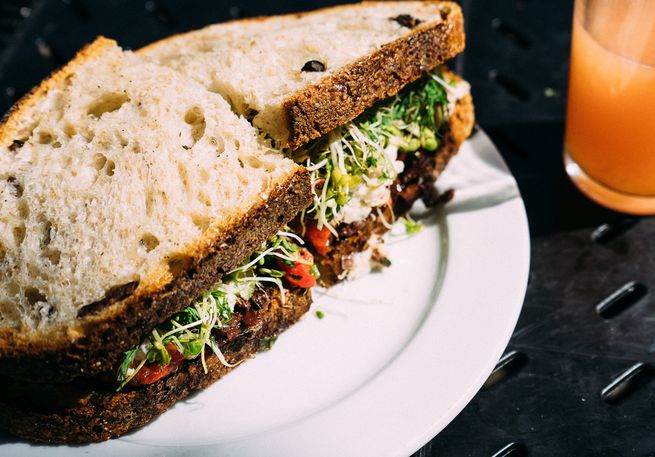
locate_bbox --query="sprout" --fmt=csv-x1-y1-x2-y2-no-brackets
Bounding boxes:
291,69,451,228
116,230,308,390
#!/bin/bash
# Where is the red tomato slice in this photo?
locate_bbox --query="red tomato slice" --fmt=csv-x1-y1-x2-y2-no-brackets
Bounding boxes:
306,222,333,256
278,248,317,288
130,343,185,386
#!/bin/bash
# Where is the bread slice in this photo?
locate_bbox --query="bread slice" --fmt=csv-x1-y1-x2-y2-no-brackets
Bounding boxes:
0,37,311,382
314,88,475,285
0,287,311,444
141,1,465,149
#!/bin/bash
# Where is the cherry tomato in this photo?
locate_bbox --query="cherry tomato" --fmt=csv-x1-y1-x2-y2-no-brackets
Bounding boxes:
278,248,317,288
306,222,333,256
130,343,184,386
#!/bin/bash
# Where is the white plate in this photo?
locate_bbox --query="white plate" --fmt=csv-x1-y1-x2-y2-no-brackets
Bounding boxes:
1,130,530,456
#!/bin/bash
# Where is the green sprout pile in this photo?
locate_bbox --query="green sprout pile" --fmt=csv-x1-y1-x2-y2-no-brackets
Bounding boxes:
291,71,452,233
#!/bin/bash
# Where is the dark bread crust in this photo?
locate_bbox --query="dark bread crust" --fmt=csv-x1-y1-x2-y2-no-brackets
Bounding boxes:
284,2,464,149
0,287,311,444
314,90,474,286
0,168,311,383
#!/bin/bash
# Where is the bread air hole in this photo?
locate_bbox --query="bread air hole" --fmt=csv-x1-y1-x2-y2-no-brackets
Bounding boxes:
167,254,193,277
208,136,225,155
178,164,190,190
199,169,210,183
17,200,29,219
105,160,116,177
87,93,130,118
6,177,23,198
145,191,155,216
0,300,20,324
38,131,54,144
192,214,212,232
41,220,53,246
13,224,25,245
184,107,206,144
44,249,61,265
93,153,108,171
197,190,212,207
139,233,160,253
246,156,263,169
6,281,19,296
24,287,46,306
196,41,213,53
63,123,76,138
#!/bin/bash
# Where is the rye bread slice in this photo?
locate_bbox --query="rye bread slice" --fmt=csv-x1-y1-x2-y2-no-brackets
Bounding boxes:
0,287,311,444
312,91,474,286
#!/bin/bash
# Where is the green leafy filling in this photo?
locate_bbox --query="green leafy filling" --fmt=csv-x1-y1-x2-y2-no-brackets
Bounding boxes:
291,71,451,232
399,215,424,235
116,231,308,390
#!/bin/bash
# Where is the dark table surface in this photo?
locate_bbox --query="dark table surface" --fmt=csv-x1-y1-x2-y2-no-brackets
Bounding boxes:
1,1,654,456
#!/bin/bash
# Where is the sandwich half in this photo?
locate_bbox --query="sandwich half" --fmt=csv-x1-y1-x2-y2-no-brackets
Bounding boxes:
142,1,475,284
0,37,315,442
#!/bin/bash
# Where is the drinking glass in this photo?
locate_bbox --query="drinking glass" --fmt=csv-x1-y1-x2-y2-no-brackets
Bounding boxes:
564,0,655,214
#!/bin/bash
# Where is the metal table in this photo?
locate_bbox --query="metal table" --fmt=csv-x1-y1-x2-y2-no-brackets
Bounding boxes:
1,1,653,455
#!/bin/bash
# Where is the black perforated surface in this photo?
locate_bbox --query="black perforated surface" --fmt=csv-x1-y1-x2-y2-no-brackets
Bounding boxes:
1,1,654,455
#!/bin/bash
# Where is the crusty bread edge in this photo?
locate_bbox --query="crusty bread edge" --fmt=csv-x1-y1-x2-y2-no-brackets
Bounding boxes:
0,287,311,444
284,1,465,149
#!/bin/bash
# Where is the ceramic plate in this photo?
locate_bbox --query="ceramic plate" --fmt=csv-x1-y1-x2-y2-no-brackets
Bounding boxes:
0,129,530,456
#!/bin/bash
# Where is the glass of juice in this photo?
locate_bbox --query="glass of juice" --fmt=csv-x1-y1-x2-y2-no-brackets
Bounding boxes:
564,0,655,214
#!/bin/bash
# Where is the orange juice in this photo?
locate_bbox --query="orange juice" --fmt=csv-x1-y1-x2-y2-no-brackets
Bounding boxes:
565,0,655,201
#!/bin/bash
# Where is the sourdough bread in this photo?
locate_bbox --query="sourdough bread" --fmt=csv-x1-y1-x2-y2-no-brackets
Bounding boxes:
0,37,311,381
141,1,465,149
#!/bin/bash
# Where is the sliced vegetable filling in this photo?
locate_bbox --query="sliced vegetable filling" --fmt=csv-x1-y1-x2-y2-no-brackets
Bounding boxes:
116,231,317,390
291,69,465,241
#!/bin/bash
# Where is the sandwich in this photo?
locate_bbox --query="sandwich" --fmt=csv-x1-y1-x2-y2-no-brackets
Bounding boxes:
0,1,475,444
0,37,315,443
142,1,475,285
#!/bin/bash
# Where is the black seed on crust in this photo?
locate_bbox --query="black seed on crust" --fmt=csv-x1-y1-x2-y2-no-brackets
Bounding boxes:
391,14,422,29
8,139,25,152
301,60,326,72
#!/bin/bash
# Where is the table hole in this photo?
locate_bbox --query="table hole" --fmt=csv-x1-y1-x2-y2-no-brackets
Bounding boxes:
595,281,647,319
482,350,528,390
601,362,654,405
